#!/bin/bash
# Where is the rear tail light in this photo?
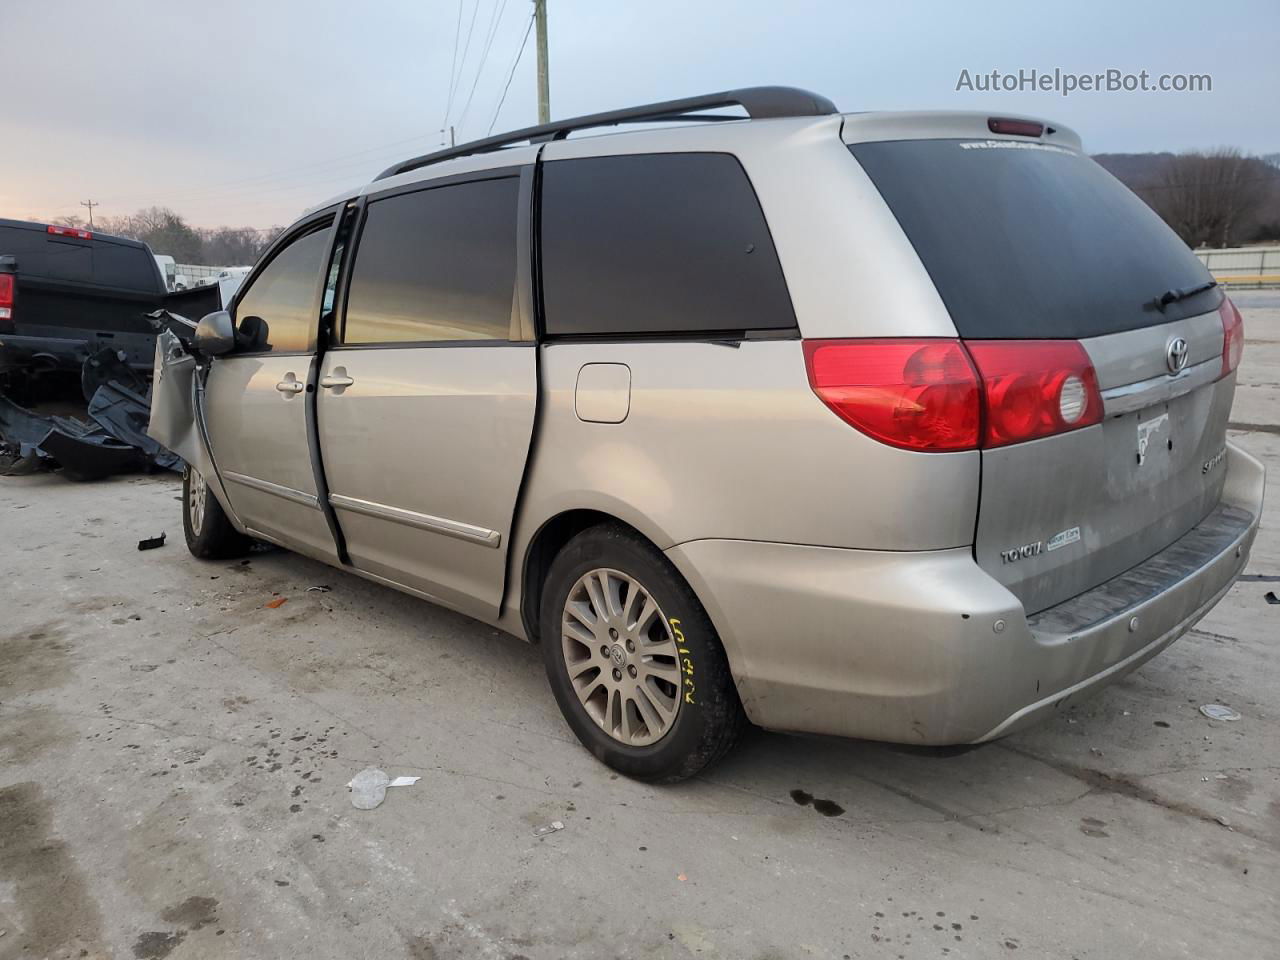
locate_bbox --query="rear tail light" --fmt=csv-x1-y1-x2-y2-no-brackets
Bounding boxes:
0,273,14,330
804,338,1103,451
47,224,92,240
965,341,1103,447
803,339,980,451
1219,296,1244,378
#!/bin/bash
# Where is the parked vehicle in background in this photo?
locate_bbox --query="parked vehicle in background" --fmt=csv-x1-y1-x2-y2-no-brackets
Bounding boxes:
0,219,168,374
154,254,178,292
151,88,1265,782
214,266,251,306
0,219,219,477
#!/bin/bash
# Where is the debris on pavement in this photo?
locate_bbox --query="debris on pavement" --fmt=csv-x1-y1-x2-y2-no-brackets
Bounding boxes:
1199,704,1242,722
305,585,332,593
533,820,565,838
265,597,288,609
137,532,166,551
346,768,421,809
0,346,182,480
1265,591,1279,605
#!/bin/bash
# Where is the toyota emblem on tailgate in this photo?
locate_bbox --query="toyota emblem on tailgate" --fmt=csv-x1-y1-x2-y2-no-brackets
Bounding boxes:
1166,336,1189,374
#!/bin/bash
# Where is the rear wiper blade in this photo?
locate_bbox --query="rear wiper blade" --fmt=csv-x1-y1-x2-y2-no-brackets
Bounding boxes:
1152,279,1218,310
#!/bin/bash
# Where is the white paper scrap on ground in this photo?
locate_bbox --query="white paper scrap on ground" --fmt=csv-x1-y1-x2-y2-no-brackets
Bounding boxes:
347,768,421,809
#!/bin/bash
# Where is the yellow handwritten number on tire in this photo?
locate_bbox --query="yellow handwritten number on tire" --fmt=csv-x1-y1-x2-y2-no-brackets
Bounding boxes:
669,617,695,705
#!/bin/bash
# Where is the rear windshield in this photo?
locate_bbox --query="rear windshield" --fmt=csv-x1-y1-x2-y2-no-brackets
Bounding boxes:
849,140,1218,339
0,225,161,293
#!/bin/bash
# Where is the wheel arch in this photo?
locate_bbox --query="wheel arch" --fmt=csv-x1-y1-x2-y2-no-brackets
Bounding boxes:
520,507,668,644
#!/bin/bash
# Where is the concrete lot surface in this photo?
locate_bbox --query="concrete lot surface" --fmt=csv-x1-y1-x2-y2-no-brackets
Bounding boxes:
2,292,1278,959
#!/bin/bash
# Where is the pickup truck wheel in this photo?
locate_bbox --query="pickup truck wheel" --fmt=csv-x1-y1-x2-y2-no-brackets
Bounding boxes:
540,523,746,783
183,466,250,559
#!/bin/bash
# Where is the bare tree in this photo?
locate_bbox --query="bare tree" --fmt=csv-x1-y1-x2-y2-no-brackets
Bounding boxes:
40,208,281,266
1145,149,1272,248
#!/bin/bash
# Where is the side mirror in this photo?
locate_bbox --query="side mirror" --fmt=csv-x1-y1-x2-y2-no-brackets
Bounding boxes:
194,310,236,356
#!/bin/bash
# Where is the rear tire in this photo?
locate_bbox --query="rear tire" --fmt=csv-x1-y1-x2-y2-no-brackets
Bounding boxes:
540,523,746,782
183,466,250,559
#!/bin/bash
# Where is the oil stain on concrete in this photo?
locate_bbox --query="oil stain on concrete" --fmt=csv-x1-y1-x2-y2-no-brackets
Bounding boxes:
0,782,105,960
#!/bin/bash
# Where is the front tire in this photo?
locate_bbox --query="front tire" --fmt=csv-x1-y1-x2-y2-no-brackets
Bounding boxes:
183,466,250,559
540,523,746,782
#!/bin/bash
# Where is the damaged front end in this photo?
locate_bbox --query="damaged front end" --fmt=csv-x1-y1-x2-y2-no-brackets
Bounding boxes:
146,322,240,529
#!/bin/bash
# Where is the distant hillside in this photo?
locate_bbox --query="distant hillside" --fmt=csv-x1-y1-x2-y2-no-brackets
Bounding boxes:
1092,152,1175,187
1093,151,1280,246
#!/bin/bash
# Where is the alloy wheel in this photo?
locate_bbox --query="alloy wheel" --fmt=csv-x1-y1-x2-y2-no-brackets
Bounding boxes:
560,567,682,747
187,467,207,536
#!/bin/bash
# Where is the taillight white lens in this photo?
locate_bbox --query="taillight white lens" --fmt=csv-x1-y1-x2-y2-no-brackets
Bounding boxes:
1058,374,1087,424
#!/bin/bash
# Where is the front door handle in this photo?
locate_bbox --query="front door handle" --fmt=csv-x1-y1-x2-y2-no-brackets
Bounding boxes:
319,374,354,389
275,377,304,394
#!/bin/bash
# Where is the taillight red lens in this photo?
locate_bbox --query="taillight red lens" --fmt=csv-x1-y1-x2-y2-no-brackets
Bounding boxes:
0,274,14,327
1219,296,1244,378
965,340,1102,447
803,339,981,451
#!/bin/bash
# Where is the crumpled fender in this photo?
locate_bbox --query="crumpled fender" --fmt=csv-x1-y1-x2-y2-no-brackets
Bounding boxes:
147,330,245,530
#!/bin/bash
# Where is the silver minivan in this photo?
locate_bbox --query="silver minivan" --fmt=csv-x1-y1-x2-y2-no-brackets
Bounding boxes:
150,87,1264,781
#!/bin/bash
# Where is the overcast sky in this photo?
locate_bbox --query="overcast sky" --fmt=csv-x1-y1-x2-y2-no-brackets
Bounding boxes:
2,0,1276,229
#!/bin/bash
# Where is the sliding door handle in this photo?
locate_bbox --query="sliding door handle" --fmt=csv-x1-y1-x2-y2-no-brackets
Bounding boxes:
319,374,354,389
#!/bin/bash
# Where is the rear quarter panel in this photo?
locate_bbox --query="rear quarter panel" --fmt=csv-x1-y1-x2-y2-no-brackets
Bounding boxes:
511,339,979,554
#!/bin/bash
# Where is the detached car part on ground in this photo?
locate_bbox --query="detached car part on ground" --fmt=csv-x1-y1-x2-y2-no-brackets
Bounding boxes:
0,320,185,479
0,219,223,477
150,88,1265,782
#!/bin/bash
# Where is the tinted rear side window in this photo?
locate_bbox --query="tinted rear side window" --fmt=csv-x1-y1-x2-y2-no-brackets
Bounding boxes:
850,140,1218,339
343,177,519,344
0,228,93,283
93,244,162,291
540,153,795,337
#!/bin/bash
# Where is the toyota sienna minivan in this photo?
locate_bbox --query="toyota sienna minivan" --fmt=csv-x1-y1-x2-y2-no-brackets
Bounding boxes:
150,87,1264,782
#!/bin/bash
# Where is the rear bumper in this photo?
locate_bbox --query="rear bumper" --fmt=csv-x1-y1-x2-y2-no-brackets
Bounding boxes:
666,442,1265,745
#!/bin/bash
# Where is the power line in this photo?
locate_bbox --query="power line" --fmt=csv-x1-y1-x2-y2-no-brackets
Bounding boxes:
488,11,535,135
457,0,510,133
442,0,465,133
450,0,483,125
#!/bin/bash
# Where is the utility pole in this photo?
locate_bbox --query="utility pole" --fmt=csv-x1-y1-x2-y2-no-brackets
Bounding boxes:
80,199,98,228
534,0,550,124
450,125,456,147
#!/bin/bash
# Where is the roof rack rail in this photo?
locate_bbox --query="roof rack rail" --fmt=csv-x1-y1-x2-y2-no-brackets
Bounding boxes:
374,85,837,181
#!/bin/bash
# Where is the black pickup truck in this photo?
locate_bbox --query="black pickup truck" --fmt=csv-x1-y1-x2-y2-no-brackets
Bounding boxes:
0,219,219,477
0,218,221,375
